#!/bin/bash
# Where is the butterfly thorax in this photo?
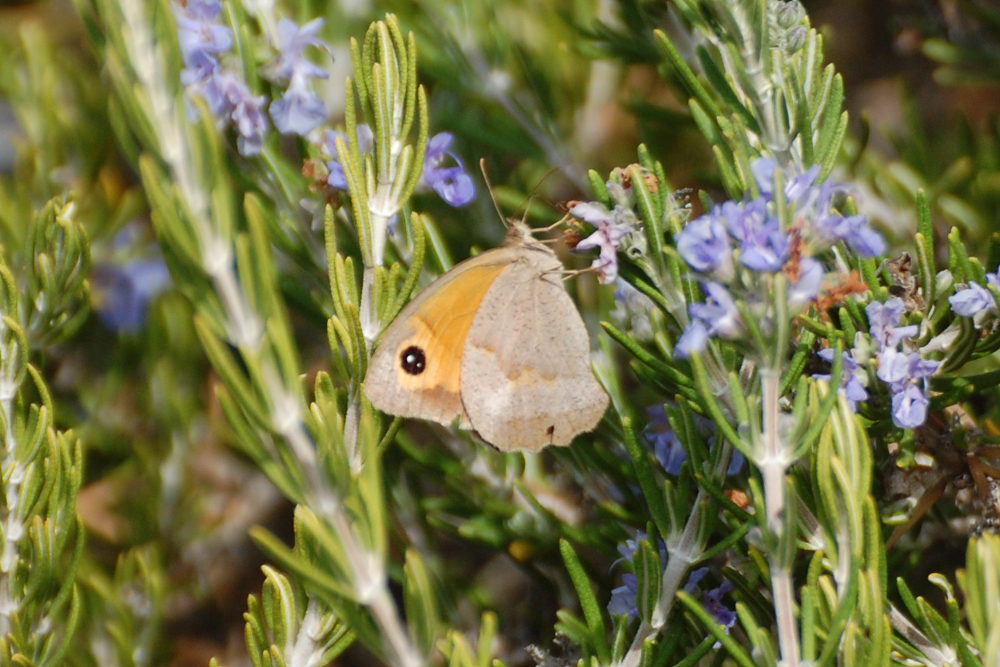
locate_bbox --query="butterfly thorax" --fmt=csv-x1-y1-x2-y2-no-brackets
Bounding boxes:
505,220,546,248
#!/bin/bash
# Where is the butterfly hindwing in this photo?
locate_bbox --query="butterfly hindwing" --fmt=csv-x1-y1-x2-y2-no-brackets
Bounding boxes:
461,247,608,451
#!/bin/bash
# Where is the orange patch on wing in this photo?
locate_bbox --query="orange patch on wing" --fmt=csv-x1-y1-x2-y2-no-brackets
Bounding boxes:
392,263,509,394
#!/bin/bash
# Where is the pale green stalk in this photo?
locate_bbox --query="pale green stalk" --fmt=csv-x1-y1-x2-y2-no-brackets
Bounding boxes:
760,368,800,667
0,319,23,637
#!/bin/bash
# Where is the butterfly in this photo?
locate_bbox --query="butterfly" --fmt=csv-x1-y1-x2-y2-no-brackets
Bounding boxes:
364,221,608,452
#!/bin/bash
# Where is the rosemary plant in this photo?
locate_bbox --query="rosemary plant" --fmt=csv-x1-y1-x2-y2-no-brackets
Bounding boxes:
1,0,1000,665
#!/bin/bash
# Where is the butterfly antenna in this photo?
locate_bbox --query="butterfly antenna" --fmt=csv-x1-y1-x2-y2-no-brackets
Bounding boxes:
479,158,508,229
481,161,569,236
518,165,566,226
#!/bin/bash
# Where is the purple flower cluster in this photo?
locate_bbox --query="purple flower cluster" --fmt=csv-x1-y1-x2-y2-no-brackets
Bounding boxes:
675,282,745,358
673,158,885,357
570,201,636,284
174,2,330,155
568,178,639,284
752,160,886,258
608,530,735,632
265,19,330,136
685,567,737,637
644,404,744,476
814,297,939,428
175,1,268,155
867,298,939,428
607,531,663,618
93,259,172,333
322,126,475,208
92,226,172,333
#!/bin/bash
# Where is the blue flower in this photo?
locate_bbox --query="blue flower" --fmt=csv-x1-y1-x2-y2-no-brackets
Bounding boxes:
230,89,270,154
808,181,885,257
267,18,329,82
196,67,233,118
323,125,374,189
174,0,232,81
271,78,328,136
426,165,475,207
750,156,885,258
615,531,648,563
203,70,269,155
420,132,475,207
880,353,939,428
684,567,737,636
173,1,270,156
266,18,330,136
788,257,824,311
676,282,745,358
643,405,686,475
607,573,638,618
323,128,474,208
676,211,734,281
702,580,737,629
950,281,995,317
890,382,932,429
783,165,821,204
711,199,788,273
814,347,869,411
608,531,669,619
93,258,172,333
862,297,939,428
692,282,744,333
643,404,744,475
877,348,931,384
840,215,886,257
676,319,709,358
949,272,1000,323
752,157,821,211
820,213,886,257
866,298,917,349
688,283,742,335
750,157,778,197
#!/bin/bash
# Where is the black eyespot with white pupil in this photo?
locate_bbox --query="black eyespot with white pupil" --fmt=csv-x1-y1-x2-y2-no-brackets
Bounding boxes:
400,345,426,375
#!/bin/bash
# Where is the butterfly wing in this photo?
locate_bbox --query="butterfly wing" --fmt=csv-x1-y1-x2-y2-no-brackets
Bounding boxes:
461,249,609,452
364,250,514,427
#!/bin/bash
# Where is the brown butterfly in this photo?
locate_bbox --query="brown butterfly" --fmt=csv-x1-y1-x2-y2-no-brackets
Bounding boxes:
364,221,608,452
